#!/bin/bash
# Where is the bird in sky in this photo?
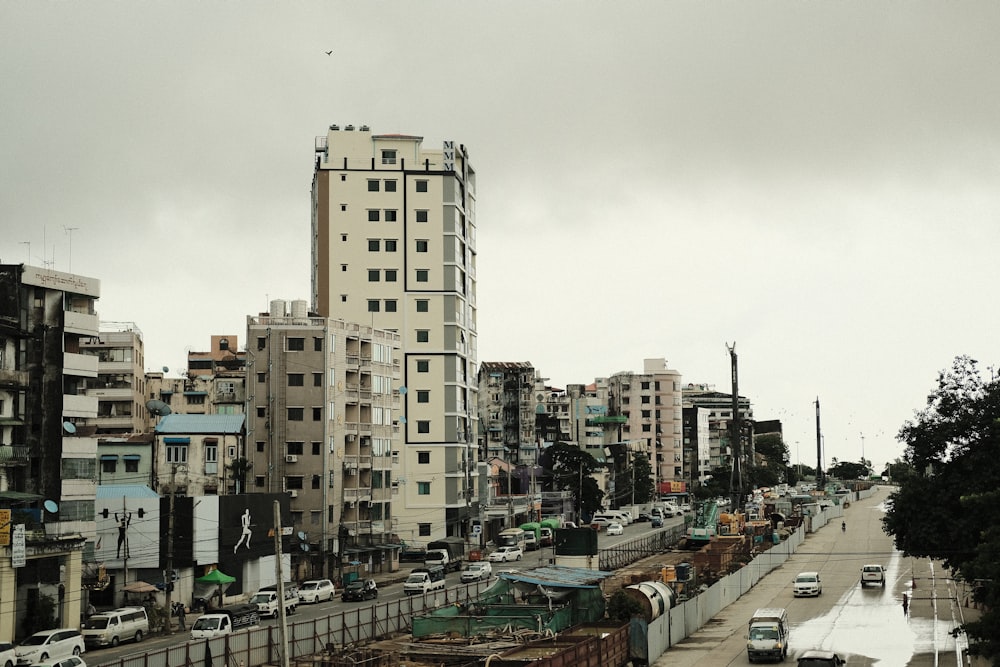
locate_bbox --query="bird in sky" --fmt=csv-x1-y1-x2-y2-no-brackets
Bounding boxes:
325,51,333,55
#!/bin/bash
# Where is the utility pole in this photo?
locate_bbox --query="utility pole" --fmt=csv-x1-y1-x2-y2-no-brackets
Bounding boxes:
121,496,128,606
164,465,177,633
815,398,823,488
273,501,290,667
727,343,743,511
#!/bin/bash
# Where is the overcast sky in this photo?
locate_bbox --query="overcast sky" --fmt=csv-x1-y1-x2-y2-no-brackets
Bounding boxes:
4,2,999,474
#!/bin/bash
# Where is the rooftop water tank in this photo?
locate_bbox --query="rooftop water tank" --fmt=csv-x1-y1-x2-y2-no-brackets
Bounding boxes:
270,299,288,317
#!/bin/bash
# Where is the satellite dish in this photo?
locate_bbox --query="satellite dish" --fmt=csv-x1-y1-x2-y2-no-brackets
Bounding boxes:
399,416,407,424
301,544,310,552
162,366,169,373
63,422,76,434
297,531,307,541
146,399,172,417
398,386,407,395
44,499,59,514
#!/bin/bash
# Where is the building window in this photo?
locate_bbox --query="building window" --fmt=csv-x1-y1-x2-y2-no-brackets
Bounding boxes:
101,458,117,474
288,407,304,421
312,475,321,489
341,264,348,272
416,240,428,252
257,372,265,383
418,451,430,464
417,390,429,403
417,360,429,373
313,407,322,421
385,239,397,252
381,150,397,165
313,373,323,387
368,210,379,222
416,210,428,223
256,440,265,452
417,481,430,495
287,338,305,351
125,457,139,473
416,180,428,192
286,476,304,490
368,239,379,251
417,420,430,434
367,180,379,192
341,204,347,211
255,475,265,488
287,442,304,455
416,330,429,343
312,441,321,455
416,300,429,313
166,445,188,463
385,300,398,313
384,209,397,222
368,269,380,282
385,180,397,192
416,269,428,282
256,407,266,418
288,373,304,387
367,300,380,312
256,336,266,350
205,444,218,475
187,394,205,406
385,269,397,282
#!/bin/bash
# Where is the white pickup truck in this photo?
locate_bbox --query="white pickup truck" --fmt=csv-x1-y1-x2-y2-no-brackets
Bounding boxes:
249,587,297,618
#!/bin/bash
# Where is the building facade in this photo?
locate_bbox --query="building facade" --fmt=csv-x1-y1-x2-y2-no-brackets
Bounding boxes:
0,264,99,640
246,307,401,580
310,125,479,544
80,323,148,435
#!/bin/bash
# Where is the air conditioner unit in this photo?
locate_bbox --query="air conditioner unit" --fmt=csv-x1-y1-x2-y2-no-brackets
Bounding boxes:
347,434,356,442
289,490,298,498
285,455,298,463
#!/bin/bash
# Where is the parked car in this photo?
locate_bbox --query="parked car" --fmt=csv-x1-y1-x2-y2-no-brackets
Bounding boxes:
15,630,84,666
1,642,17,667
860,564,886,587
297,579,336,603
341,578,378,602
793,571,823,597
32,657,85,667
651,516,664,528
488,546,523,562
796,650,844,667
460,562,493,582
636,512,651,522
606,522,624,536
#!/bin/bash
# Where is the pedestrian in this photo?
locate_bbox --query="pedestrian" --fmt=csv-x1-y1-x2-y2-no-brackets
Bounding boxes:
174,602,187,630
902,592,909,615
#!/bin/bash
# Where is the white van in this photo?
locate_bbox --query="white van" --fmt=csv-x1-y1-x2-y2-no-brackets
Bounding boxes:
82,607,149,647
593,511,630,526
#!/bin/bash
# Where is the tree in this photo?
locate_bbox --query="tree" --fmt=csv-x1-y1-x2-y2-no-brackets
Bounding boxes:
827,460,869,481
541,443,605,519
882,356,1000,659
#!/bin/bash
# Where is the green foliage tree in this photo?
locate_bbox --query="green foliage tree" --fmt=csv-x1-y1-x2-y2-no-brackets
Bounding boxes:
828,460,870,481
745,464,781,489
606,588,644,622
882,356,1000,659
622,451,655,505
544,443,605,519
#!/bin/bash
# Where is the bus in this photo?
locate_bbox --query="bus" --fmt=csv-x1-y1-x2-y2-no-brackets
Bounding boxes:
496,527,526,550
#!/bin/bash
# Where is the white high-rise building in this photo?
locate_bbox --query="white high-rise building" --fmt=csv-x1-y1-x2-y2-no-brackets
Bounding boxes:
310,125,478,543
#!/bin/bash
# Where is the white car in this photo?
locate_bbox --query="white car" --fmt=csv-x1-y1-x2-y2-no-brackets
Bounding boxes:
488,546,523,562
606,523,624,536
860,564,886,587
297,579,336,603
1,642,17,667
793,571,823,597
15,630,84,666
34,657,86,667
460,562,493,582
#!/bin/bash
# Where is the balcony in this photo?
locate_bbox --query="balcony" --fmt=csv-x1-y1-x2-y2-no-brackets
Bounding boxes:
0,369,28,389
64,352,98,378
64,310,99,336
63,393,98,418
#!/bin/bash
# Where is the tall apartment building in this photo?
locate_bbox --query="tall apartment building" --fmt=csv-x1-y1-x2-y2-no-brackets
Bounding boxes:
186,335,247,416
310,125,478,543
80,323,148,435
478,362,536,464
0,264,99,641
604,358,683,497
682,383,754,471
246,304,401,579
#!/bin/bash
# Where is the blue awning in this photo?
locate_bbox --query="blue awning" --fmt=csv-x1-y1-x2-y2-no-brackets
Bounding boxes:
163,437,190,444
99,454,118,461
123,454,141,460
183,391,208,396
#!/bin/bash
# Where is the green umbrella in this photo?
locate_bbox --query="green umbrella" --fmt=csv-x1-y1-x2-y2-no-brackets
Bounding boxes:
196,570,235,584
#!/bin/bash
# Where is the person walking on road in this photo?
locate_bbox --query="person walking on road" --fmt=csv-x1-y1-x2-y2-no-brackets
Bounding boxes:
902,592,909,615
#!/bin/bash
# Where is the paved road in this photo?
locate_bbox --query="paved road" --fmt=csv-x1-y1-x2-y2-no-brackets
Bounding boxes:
654,489,980,667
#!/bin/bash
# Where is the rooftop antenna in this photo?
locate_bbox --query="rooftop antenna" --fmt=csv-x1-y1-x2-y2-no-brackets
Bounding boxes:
64,227,79,272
